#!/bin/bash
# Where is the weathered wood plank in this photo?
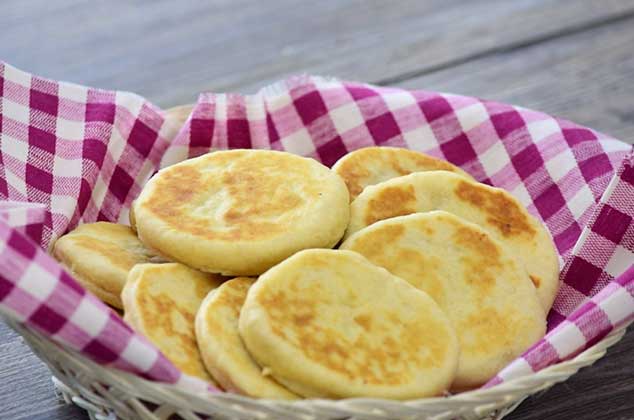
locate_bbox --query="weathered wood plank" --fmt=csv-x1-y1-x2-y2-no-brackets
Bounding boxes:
0,322,88,419
398,16,634,143
1,0,633,107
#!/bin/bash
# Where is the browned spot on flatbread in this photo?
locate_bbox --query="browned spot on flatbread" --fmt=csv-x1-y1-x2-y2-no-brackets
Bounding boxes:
393,248,445,305
349,224,406,261
355,235,446,305
258,284,447,385
195,273,223,299
205,277,253,332
453,225,501,265
132,266,221,381
364,184,417,226
293,313,315,326
335,161,371,198
354,314,373,331
452,224,504,295
214,278,252,308
221,169,304,223
389,149,459,175
139,291,205,378
529,275,541,288
454,180,536,238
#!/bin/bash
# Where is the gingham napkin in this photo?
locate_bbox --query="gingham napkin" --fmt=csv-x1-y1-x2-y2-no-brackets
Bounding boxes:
1,62,633,393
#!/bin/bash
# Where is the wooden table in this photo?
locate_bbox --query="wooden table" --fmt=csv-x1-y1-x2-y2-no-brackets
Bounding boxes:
2,1,634,419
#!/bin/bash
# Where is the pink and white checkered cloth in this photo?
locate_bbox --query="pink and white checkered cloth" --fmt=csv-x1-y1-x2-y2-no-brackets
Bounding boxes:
1,62,633,394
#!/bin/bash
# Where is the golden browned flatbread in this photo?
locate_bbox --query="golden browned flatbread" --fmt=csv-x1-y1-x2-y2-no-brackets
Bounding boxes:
122,262,224,383
134,150,350,275
332,146,472,199
239,249,459,399
341,211,546,390
346,171,559,311
52,222,156,308
196,277,298,399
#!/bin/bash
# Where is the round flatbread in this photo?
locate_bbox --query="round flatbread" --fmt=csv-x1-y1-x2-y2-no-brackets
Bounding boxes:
332,146,472,200
122,263,224,383
52,222,156,308
134,150,350,276
239,249,459,399
196,277,298,399
341,211,546,390
346,171,559,311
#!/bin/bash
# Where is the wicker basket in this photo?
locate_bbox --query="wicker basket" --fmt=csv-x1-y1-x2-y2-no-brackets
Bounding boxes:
5,105,631,420
6,316,630,420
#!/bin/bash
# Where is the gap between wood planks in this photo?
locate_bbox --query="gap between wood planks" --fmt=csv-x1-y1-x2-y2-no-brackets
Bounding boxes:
375,8,634,86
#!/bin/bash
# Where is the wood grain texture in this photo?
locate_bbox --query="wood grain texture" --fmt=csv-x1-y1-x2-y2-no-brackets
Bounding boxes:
1,1,634,419
398,15,634,143
1,0,634,107
0,323,88,420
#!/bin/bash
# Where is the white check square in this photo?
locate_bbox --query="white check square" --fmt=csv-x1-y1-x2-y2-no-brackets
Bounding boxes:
544,149,576,183
455,102,489,132
3,101,31,125
605,245,634,278
479,140,509,177
57,82,88,103
567,186,595,220
4,64,32,88
550,322,586,359
19,264,56,301
511,183,532,207
2,133,29,163
601,287,634,325
56,118,85,141
51,194,79,216
403,125,436,152
115,93,143,118
53,155,83,178
382,91,416,111
329,103,365,135
121,336,158,371
280,128,315,156
70,298,109,336
265,92,293,112
5,169,27,197
527,119,560,142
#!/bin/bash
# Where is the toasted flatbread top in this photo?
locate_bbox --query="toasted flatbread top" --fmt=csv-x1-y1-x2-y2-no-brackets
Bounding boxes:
134,150,350,275
53,222,155,308
346,171,559,311
341,211,546,390
196,277,298,399
239,248,459,399
122,262,224,383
